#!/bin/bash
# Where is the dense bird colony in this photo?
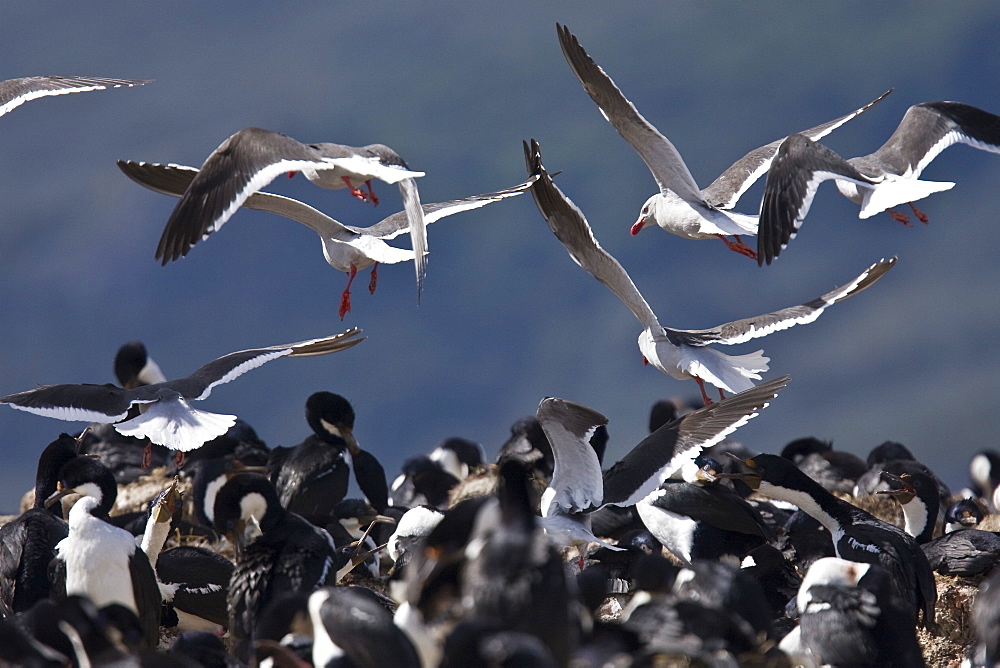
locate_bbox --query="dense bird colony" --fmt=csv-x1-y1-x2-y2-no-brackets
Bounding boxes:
3,24,1000,667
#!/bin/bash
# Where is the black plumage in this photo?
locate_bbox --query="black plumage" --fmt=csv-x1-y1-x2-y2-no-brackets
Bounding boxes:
0,434,77,616
213,472,336,657
733,453,936,627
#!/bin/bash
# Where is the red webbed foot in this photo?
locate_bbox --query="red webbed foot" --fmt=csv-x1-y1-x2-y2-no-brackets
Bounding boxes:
174,450,186,469
365,180,379,206
909,203,929,224
717,234,758,261
340,265,358,319
368,263,379,295
887,208,913,226
142,441,152,470
342,176,368,202
694,377,714,406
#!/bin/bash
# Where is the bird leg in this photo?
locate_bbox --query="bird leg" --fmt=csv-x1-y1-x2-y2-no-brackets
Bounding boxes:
142,441,153,470
340,265,358,320
886,208,913,226
287,171,296,178
718,387,727,402
694,377,714,406
716,234,758,260
364,179,380,206
341,176,369,203
368,263,379,294
909,202,929,224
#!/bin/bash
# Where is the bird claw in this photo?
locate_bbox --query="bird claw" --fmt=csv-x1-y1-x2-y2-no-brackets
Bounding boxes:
368,264,379,295
718,235,758,260
887,209,913,226
339,290,351,320
909,203,929,224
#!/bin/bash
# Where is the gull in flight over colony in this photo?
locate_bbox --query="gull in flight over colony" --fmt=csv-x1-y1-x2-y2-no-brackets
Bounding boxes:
525,138,894,405
556,23,890,261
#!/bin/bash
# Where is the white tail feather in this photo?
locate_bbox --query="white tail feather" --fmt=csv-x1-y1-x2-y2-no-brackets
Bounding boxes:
858,178,954,219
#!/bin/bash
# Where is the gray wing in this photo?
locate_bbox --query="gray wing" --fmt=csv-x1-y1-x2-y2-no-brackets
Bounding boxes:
537,398,608,514
1,383,137,422
398,178,427,303
118,160,360,243
167,328,365,401
155,127,330,263
667,258,895,347
556,24,703,202
603,376,788,507
363,174,539,239
702,89,893,209
0,76,149,117
757,133,881,266
855,101,1000,178
524,139,661,331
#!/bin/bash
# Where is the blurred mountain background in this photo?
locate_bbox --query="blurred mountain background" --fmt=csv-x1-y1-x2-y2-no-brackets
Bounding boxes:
1,2,998,511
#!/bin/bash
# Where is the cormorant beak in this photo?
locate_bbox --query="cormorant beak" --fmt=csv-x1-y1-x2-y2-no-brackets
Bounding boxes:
343,427,360,456
875,471,916,504
151,477,182,524
695,467,718,484
44,483,76,509
715,453,763,489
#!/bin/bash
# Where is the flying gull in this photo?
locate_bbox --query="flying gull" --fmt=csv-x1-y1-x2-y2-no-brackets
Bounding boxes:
1,328,365,454
556,23,890,260
757,101,1000,264
525,138,894,405
151,127,430,301
119,160,536,319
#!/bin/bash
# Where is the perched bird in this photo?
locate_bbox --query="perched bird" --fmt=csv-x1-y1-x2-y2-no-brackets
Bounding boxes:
1,328,364,454
119,160,537,319
273,392,388,524
878,470,1000,576
308,586,421,667
0,75,148,119
139,478,234,632
781,557,925,667
779,436,868,494
46,456,162,648
757,101,1000,264
212,472,337,658
728,453,936,627
556,23,889,259
968,449,1000,510
971,566,1000,667
0,433,78,616
525,138,895,404
146,127,431,301
945,497,987,532
635,456,774,565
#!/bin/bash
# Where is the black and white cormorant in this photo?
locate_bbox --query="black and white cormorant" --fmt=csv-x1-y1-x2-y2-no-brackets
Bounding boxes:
273,392,389,524
308,586,420,667
46,456,162,648
945,496,987,532
730,452,936,627
1,329,364,455
636,455,773,565
213,471,336,657
879,470,1000,576
779,556,926,667
140,478,234,632
779,436,867,494
0,433,77,617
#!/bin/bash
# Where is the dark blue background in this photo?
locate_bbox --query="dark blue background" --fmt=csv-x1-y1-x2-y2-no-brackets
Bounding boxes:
2,3,998,512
